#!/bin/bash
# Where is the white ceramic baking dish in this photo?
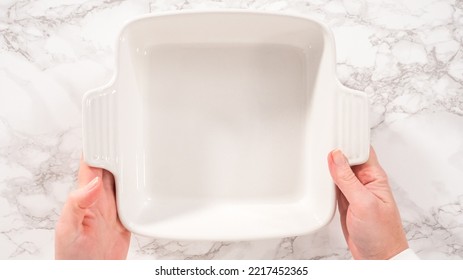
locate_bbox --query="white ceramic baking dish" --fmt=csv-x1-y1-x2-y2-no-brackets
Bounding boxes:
82,11,369,240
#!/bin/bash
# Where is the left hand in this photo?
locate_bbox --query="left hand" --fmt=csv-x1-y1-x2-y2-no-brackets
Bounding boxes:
55,160,131,259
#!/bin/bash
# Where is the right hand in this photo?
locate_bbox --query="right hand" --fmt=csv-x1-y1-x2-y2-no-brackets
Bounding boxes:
327,146,409,259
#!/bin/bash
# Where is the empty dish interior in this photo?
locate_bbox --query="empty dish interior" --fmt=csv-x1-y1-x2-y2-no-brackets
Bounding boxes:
115,13,336,239
143,43,307,201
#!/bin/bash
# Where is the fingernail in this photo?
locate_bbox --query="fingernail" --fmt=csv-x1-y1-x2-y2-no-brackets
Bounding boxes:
86,177,99,192
332,149,348,166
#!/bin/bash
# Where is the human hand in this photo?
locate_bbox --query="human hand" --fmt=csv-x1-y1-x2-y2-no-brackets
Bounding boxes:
327,146,409,259
55,160,131,259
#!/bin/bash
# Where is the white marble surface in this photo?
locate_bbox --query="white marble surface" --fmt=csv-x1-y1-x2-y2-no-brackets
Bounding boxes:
0,0,462,260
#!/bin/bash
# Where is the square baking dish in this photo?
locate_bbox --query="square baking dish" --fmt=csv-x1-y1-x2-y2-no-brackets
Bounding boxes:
83,11,369,240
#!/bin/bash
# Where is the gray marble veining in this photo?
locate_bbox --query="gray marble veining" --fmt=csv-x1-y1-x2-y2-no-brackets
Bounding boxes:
0,0,462,259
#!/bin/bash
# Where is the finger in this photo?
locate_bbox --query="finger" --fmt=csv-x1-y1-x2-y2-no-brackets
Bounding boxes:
351,146,388,185
99,169,117,216
336,188,349,240
78,158,103,189
365,146,380,166
102,169,115,193
328,149,365,204
100,169,127,230
58,177,102,228
76,177,102,209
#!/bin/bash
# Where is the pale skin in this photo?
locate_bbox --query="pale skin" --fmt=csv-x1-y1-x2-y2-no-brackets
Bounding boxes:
327,147,409,259
55,146,408,259
54,160,130,259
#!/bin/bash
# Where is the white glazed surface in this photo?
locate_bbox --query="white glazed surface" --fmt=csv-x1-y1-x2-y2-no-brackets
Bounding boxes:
0,0,462,259
82,11,369,240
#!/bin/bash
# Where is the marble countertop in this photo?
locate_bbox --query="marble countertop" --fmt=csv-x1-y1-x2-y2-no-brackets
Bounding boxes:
0,0,462,260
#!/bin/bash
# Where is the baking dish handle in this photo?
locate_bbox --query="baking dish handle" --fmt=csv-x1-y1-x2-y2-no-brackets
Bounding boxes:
337,86,370,165
82,86,117,173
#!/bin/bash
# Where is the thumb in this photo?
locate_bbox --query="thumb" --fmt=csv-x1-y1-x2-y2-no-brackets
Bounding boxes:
74,177,101,209
55,177,102,246
328,149,366,204
61,177,102,224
